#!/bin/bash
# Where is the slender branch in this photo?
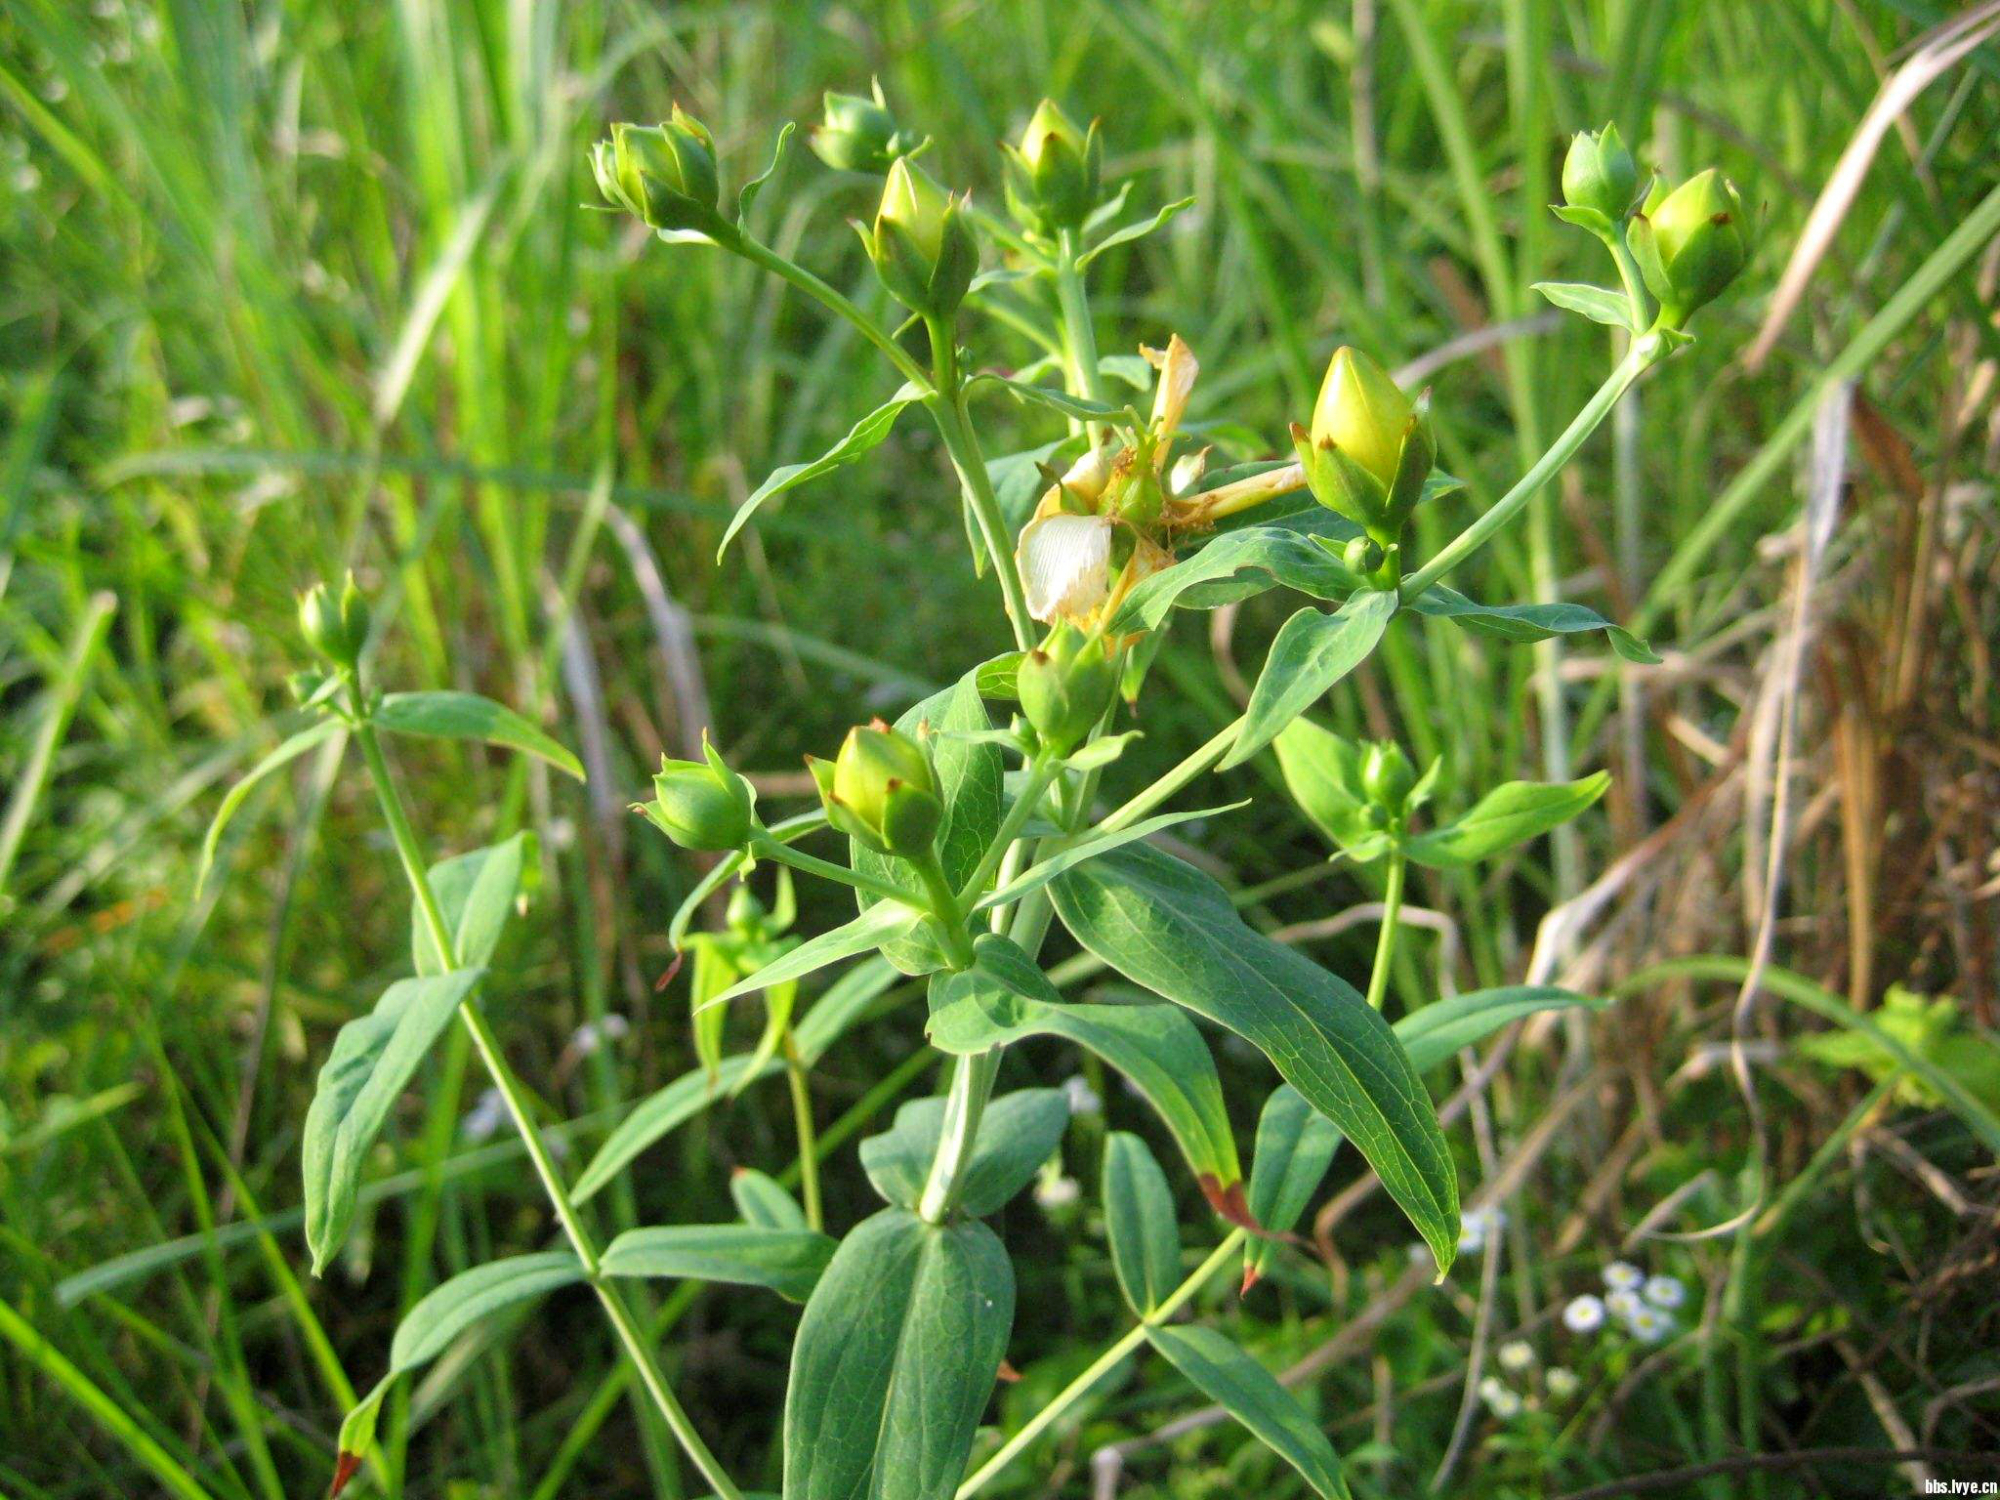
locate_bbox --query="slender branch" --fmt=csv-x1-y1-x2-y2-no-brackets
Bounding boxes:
752,835,914,906
912,844,976,972
1098,716,1244,835
1053,227,1109,446
1364,847,1407,1012
731,232,933,392
917,1048,1002,1223
955,1229,1248,1498
959,755,1059,903
1400,336,1663,601
1602,226,1653,332
781,1031,822,1232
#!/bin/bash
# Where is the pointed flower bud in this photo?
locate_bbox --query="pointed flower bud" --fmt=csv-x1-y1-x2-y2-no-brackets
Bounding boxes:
638,734,756,852
1634,169,1749,323
297,572,370,669
1561,123,1638,222
813,721,943,858
590,109,721,234
1360,740,1417,812
1297,347,1432,547
809,85,914,174
866,157,977,318
1019,623,1116,757
1004,98,1101,234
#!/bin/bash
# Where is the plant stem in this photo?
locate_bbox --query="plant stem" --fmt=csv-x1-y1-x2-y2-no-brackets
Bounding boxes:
912,844,977,971
959,755,1059,903
924,315,1035,650
781,1031,823,1232
731,232,934,392
917,1047,1002,1223
1399,337,1661,601
1099,715,1244,834
1602,225,1652,332
1053,228,1108,444
1365,847,1407,1012
752,835,915,906
348,693,742,1500
954,1228,1248,1498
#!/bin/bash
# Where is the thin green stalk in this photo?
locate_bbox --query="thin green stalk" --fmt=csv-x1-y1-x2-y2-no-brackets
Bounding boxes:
1053,227,1108,444
1400,338,1662,601
781,1033,823,1232
730,232,934,392
753,835,914,906
917,1048,1002,1223
1099,715,1244,834
1365,847,1407,1012
348,691,742,1500
911,844,977,972
955,1228,1248,1498
959,756,1060,903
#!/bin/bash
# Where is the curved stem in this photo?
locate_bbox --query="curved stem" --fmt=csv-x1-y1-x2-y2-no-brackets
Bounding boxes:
731,232,933,393
1365,846,1407,1012
925,316,1035,649
1400,338,1662,602
1053,228,1108,445
1603,224,1652,332
954,1228,1248,1498
959,756,1059,904
781,1031,823,1232
912,844,976,972
350,693,742,1500
752,835,914,906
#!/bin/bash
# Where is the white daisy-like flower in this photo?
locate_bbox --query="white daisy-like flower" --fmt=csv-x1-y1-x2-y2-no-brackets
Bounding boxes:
1546,1367,1580,1399
1627,1305,1673,1343
1603,1260,1643,1292
1060,1075,1102,1117
1478,1376,1523,1418
1562,1294,1606,1333
1497,1340,1536,1372
1605,1288,1641,1321
461,1088,507,1143
1017,512,1112,624
1033,1174,1081,1210
1643,1274,1685,1309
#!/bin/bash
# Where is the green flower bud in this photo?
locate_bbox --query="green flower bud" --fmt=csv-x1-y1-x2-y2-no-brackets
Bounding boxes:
1019,623,1117,757
725,881,766,935
1342,536,1385,579
638,734,756,852
1631,169,1749,325
1561,123,1638,221
810,85,914,174
591,109,720,233
297,571,370,668
865,157,978,319
1295,347,1433,543
813,721,943,858
1003,98,1101,234
1360,740,1416,812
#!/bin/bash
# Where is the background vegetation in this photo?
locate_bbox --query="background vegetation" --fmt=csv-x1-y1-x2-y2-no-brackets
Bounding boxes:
3,0,1997,1496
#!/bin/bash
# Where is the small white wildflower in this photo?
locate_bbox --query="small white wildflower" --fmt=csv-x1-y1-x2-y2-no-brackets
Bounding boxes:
1457,1206,1503,1253
461,1088,507,1143
1643,1274,1685,1309
1605,1288,1641,1322
1478,1377,1522,1418
1546,1367,1579,1399
1563,1294,1606,1333
1603,1260,1643,1291
1060,1075,1102,1117
1627,1305,1673,1343
1498,1340,1535,1373
569,1014,631,1056
1034,1174,1081,1210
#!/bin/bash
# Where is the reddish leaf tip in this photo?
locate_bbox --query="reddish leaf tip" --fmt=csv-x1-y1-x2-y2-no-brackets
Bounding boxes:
997,1359,1022,1384
329,1451,362,1500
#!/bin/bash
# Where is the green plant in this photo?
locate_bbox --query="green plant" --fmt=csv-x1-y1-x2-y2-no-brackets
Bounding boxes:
203,99,1747,1499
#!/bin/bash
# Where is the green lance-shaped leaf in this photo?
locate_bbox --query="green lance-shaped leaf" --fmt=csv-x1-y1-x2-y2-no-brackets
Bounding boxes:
972,800,1247,916
782,1206,1014,1500
1273,718,1391,864
374,690,584,781
304,969,485,1273
1101,1132,1182,1317
1242,1085,1345,1290
197,717,344,896
1405,585,1658,664
719,382,925,558
1075,195,1197,268
1108,520,1357,634
859,1089,1069,1217
969,372,1135,425
1532,280,1637,329
1051,842,1458,1271
733,1168,809,1231
927,933,1242,1206
1223,589,1399,769
1395,986,1606,1071
600,1223,836,1303
1144,1324,1351,1500
413,832,532,975
1403,773,1611,869
850,669,1004,976
701,899,920,1010
574,958,896,1203
335,1251,586,1489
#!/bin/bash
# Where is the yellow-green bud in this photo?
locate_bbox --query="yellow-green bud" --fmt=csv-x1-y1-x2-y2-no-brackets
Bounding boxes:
297,572,370,668
639,735,756,852
814,721,943,857
1360,741,1416,811
1642,169,1749,320
1019,623,1117,756
1005,99,1100,234
867,157,977,318
1561,123,1638,221
590,109,720,233
1296,347,1432,542
1312,347,1410,487
1342,536,1385,578
810,87,913,174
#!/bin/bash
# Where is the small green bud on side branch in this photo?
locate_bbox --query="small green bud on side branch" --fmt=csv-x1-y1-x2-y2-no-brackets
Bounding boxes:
1003,98,1102,236
638,733,757,852
590,108,723,235
1631,168,1750,328
809,84,917,174
297,572,370,670
1295,347,1433,561
809,720,944,858
864,157,978,319
1019,623,1117,757
1560,123,1638,224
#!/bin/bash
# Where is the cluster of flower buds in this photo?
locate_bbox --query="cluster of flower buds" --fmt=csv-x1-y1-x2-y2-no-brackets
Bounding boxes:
1294,347,1432,585
1018,622,1117,756
862,157,978,320
297,573,371,670
808,83,921,175
1002,99,1103,237
808,721,943,858
639,733,757,852
1559,123,1640,228
590,108,721,234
